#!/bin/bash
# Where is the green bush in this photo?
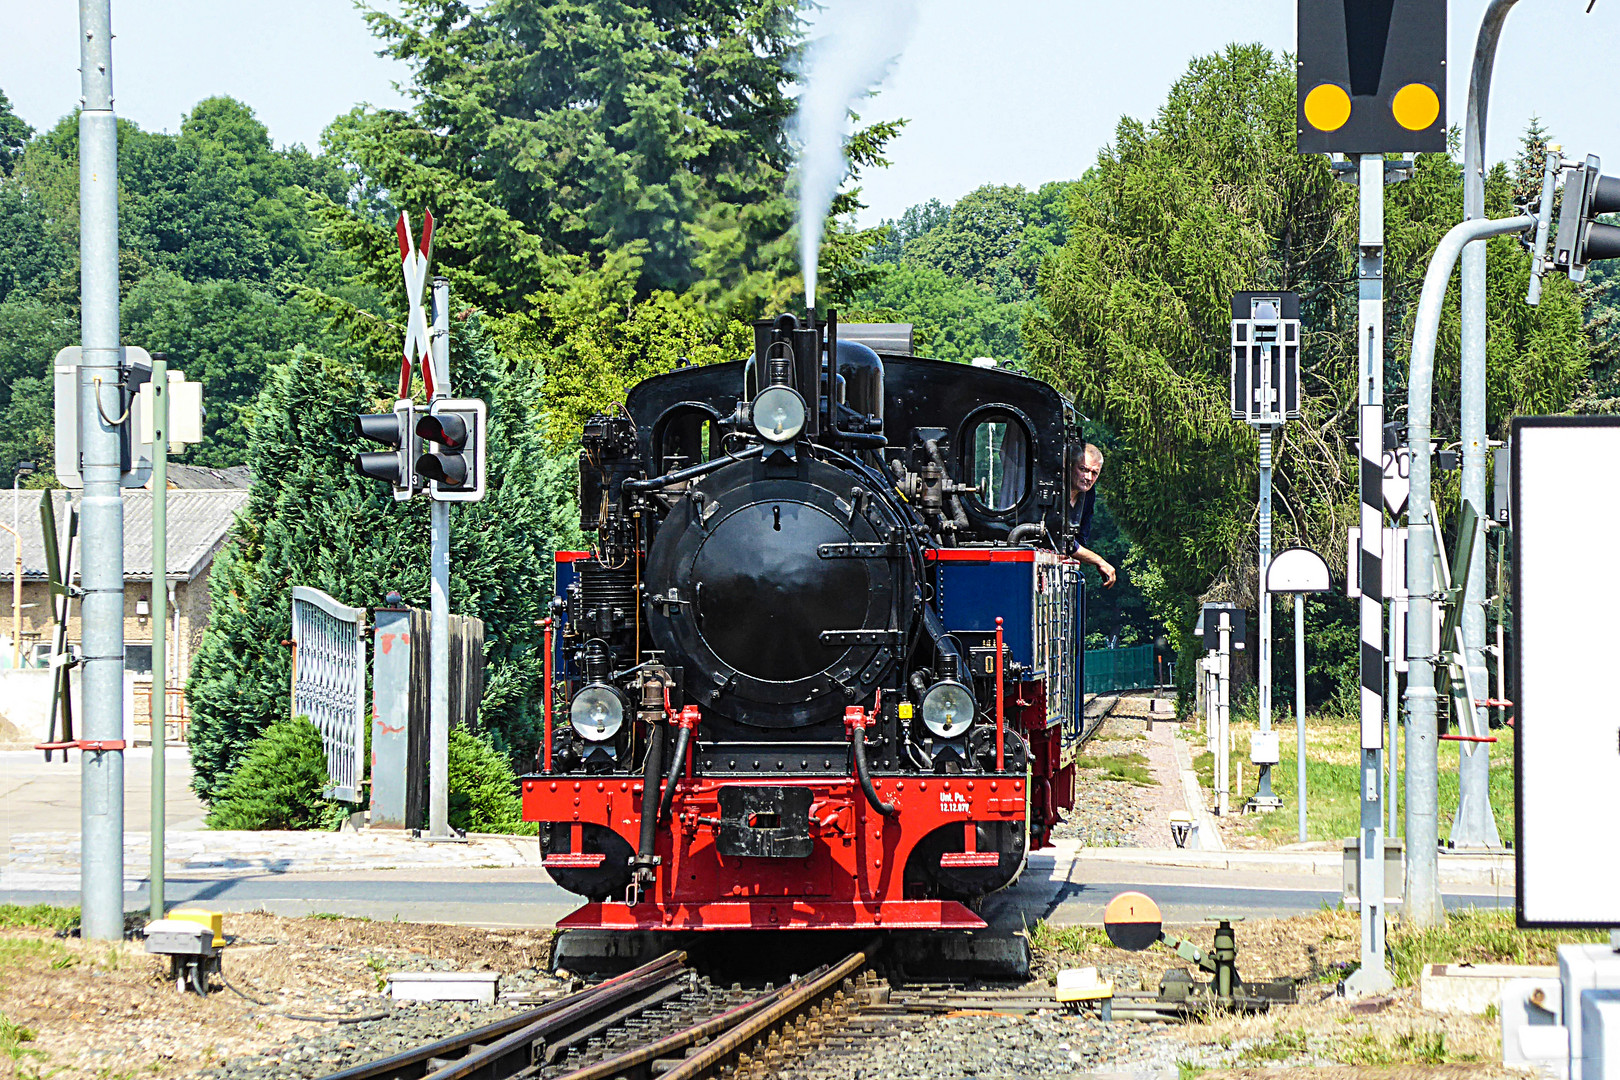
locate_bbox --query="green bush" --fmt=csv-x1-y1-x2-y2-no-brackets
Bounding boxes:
206,715,346,831
448,726,533,835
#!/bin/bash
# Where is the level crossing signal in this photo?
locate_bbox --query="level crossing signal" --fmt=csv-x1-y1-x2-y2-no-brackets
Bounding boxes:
1296,0,1445,154
1552,155,1620,283
415,398,486,502
354,399,419,501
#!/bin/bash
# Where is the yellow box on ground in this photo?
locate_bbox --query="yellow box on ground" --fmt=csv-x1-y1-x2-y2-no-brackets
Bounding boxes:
168,908,224,947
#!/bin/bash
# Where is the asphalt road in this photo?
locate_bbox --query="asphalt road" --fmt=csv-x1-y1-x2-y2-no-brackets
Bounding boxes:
0,859,1511,929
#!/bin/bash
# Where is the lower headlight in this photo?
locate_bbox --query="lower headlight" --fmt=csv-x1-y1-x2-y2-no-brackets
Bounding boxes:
570,684,626,741
920,679,975,739
752,385,806,443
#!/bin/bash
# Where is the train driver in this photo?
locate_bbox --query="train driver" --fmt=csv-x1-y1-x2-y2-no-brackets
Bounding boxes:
1064,443,1116,588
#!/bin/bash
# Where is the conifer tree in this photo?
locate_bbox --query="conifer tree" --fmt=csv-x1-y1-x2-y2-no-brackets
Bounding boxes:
186,323,582,803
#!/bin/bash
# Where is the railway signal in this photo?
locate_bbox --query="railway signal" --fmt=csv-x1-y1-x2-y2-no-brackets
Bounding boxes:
354,399,419,501
1552,155,1620,283
415,397,486,502
1296,0,1446,155
1231,291,1301,814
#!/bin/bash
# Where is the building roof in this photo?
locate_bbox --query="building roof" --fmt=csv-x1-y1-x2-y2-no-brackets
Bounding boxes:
160,463,253,490
9,489,249,584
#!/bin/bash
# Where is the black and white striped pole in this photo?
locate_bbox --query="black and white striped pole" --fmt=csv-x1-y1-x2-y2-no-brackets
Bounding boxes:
1344,153,1395,997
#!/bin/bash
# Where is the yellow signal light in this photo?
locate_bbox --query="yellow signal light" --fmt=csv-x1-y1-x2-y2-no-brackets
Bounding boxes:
1303,83,1351,132
1391,83,1440,132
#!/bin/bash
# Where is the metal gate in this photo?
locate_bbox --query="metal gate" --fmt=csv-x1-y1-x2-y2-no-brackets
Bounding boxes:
290,586,367,802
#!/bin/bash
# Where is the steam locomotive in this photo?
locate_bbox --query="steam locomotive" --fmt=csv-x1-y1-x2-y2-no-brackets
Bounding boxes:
522,313,1088,931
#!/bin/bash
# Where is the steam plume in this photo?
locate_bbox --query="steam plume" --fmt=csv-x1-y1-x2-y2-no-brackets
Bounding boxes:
793,0,919,310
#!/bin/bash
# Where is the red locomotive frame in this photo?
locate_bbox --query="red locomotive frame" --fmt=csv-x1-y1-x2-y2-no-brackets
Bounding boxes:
523,771,1027,930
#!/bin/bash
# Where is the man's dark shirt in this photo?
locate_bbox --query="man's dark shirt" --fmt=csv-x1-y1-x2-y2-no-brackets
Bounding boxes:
1066,488,1095,553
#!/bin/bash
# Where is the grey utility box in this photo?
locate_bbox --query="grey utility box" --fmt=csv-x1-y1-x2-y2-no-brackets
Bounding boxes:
143,919,216,957
1342,837,1405,913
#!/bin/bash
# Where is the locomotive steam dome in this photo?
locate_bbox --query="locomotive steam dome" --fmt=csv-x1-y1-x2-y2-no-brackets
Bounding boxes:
643,454,905,729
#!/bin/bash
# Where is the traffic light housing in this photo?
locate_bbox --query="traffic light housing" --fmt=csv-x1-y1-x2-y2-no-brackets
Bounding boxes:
1297,0,1446,155
354,399,418,501
415,397,486,502
1552,155,1620,283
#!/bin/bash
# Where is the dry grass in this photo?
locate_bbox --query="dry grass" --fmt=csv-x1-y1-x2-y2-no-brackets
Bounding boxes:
0,911,555,1079
1029,907,1587,1077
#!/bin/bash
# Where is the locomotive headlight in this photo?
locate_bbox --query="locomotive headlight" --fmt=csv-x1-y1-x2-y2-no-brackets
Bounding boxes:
920,679,975,739
569,684,627,742
752,386,806,443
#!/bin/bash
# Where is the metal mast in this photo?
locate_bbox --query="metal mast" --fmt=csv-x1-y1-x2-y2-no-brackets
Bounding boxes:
76,0,126,941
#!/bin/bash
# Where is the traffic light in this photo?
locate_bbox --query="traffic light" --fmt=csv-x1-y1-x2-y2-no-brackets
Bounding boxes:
415,397,486,502
1552,155,1620,283
1297,0,1446,155
354,399,418,501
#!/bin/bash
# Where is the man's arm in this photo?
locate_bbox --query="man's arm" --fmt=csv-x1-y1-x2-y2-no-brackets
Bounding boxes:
1072,543,1117,588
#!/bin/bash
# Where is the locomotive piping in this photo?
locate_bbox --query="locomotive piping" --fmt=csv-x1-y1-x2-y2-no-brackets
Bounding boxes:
924,438,970,536
1007,521,1046,544
633,719,666,893
623,445,763,492
655,724,690,822
656,712,698,823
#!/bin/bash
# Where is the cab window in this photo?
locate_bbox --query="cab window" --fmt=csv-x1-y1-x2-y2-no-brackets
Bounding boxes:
965,414,1029,512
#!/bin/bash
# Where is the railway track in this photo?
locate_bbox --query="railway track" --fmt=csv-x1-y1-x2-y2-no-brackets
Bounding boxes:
314,946,883,1080
1075,691,1123,749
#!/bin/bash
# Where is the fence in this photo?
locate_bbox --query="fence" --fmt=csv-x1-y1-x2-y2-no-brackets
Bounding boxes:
290,586,367,802
1084,643,1159,695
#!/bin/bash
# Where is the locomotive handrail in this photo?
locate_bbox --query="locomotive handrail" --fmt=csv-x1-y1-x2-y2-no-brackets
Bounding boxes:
623,444,762,492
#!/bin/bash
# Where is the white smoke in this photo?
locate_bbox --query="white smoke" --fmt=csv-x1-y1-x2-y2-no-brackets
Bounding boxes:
793,0,919,311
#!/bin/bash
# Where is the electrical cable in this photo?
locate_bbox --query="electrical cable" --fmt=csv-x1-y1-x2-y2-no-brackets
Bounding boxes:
92,377,133,427
220,971,393,1024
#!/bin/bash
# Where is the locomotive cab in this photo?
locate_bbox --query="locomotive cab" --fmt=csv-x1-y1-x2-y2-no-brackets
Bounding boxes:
525,313,1085,931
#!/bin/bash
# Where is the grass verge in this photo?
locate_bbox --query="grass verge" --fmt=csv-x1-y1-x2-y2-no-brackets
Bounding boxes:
1080,750,1155,786
1387,909,1608,986
1329,1028,1472,1065
0,903,80,934
1192,713,1517,845
0,1013,44,1064
1026,919,1108,955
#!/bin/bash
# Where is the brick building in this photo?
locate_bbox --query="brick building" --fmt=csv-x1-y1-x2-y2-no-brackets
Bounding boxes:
3,485,248,742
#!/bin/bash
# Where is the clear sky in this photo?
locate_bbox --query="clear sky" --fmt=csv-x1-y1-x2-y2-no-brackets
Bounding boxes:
6,1,1618,226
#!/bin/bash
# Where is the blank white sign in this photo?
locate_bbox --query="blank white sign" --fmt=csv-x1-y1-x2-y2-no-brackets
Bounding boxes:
1515,418,1620,926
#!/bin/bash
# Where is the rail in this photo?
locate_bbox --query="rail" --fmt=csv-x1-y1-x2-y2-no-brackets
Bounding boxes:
314,947,877,1080
315,951,687,1080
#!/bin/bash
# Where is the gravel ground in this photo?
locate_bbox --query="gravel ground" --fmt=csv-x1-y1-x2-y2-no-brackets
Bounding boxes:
190,1001,535,1080
804,1011,1201,1079
1048,693,1176,848
1049,769,1149,847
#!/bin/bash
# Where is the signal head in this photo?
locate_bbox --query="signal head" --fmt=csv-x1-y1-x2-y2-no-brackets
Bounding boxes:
1554,156,1620,283
416,397,486,502
353,400,418,500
